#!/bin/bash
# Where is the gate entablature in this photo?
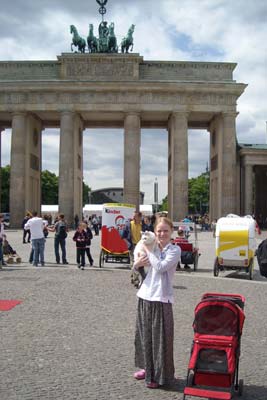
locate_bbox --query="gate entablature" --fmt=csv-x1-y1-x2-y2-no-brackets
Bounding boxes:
0,53,239,83
0,54,246,128
0,53,247,226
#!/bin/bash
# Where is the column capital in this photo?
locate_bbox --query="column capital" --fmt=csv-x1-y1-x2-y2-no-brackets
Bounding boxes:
60,110,76,117
168,111,189,129
12,111,27,118
170,110,190,118
221,111,238,119
124,111,140,118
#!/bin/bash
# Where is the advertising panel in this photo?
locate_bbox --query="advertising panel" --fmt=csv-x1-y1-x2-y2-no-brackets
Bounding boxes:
101,203,135,254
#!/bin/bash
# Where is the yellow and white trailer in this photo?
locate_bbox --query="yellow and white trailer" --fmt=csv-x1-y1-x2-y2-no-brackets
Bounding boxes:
214,215,256,280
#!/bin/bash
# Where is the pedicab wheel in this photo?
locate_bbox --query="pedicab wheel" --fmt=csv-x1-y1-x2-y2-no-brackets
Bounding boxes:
187,370,195,386
99,249,105,268
213,257,219,277
248,259,254,280
238,378,244,396
193,252,199,271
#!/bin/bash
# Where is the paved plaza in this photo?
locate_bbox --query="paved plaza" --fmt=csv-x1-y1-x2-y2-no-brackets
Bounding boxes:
0,229,267,400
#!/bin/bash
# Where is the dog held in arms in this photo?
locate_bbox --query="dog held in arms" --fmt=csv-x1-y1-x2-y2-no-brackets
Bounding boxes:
131,231,157,288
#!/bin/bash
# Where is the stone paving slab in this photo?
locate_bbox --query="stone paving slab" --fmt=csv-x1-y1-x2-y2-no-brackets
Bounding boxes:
0,230,266,399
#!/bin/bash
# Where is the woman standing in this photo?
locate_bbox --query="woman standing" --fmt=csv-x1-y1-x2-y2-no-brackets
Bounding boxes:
133,216,181,388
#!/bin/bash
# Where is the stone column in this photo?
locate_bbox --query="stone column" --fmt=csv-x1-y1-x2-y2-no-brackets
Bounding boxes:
221,112,238,216
10,113,42,227
123,112,141,209
253,166,267,217
26,115,42,214
168,112,188,221
10,113,27,226
59,111,83,226
244,164,253,215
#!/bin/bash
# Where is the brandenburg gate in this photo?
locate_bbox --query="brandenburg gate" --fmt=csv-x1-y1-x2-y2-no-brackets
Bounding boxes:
0,53,246,226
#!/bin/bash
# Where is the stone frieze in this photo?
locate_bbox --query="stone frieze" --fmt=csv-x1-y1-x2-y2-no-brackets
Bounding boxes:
0,91,238,107
64,60,135,80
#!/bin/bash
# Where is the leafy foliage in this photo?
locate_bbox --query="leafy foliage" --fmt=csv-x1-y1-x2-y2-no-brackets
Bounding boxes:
1,165,10,211
1,167,91,209
159,171,209,214
41,170,58,205
188,172,209,214
83,181,90,206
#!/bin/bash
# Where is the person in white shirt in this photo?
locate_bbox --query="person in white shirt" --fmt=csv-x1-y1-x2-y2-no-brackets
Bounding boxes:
25,211,46,267
133,216,181,389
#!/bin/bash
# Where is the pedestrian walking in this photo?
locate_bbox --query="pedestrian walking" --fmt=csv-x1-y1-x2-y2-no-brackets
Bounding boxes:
49,214,69,264
83,221,94,266
24,211,47,267
92,215,99,235
133,216,181,389
74,214,79,229
22,211,32,243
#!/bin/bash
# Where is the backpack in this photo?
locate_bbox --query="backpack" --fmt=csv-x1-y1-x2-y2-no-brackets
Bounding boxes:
57,223,68,239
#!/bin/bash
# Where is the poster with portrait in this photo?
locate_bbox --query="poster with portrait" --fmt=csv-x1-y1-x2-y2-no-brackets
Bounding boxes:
101,203,135,254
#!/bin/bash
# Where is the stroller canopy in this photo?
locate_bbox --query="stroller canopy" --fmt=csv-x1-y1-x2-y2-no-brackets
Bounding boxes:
193,298,245,337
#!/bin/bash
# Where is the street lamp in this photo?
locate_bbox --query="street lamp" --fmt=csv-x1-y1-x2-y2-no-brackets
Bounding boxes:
154,178,158,213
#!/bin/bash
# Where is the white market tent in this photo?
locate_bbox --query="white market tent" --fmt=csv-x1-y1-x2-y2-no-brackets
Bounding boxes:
83,204,103,219
83,204,153,218
41,205,58,221
42,204,153,222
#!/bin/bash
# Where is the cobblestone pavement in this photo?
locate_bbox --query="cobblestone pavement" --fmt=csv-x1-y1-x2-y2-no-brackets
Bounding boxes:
0,229,266,400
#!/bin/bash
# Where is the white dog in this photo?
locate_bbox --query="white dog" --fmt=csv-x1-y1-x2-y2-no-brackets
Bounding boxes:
131,231,157,288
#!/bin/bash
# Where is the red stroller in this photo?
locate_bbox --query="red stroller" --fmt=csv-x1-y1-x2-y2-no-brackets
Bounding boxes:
183,292,245,400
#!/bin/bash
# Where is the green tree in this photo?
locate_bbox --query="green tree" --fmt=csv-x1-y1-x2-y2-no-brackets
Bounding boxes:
160,195,168,212
83,181,90,206
1,165,10,212
1,167,91,209
188,172,209,214
158,171,209,214
41,170,58,204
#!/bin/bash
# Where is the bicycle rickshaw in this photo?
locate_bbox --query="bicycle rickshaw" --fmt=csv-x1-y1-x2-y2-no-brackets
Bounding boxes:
173,221,200,271
214,214,256,279
99,203,135,268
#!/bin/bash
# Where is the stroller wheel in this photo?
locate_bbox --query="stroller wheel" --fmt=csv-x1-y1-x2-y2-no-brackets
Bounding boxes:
238,379,244,396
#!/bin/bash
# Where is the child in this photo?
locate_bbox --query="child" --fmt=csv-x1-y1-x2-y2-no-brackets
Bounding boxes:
174,227,191,270
73,223,89,270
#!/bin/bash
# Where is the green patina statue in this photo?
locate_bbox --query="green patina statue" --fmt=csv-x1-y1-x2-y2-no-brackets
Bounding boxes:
121,24,135,53
108,22,118,53
86,22,118,53
70,1,134,54
70,25,86,53
87,24,98,53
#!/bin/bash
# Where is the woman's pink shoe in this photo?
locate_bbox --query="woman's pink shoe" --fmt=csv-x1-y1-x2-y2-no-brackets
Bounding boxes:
134,369,146,380
146,381,159,389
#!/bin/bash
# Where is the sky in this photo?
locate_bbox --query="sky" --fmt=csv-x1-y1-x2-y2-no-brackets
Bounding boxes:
1,0,267,204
